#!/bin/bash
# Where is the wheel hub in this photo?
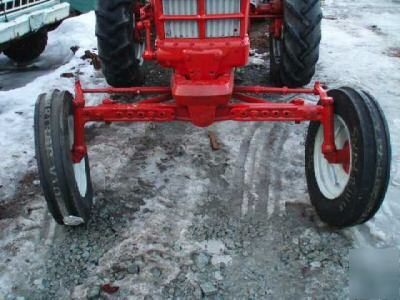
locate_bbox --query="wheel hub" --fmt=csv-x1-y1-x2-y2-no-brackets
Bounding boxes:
314,115,352,199
68,116,88,197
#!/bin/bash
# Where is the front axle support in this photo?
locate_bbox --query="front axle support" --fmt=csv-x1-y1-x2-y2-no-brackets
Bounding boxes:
71,81,348,170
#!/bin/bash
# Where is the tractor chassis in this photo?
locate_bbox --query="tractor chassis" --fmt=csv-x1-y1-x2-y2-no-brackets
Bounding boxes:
33,0,391,227
71,0,348,175
71,80,349,173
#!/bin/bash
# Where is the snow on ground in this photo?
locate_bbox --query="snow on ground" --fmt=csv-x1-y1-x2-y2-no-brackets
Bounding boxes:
0,0,399,298
318,0,400,245
0,13,102,296
0,12,99,202
249,49,268,66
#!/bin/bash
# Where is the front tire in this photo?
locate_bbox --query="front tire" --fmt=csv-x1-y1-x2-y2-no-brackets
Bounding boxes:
95,0,144,87
269,0,322,87
4,30,48,63
305,88,391,227
34,90,94,225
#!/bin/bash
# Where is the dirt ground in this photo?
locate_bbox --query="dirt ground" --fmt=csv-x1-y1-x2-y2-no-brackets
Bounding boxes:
0,25,352,300
1,1,399,299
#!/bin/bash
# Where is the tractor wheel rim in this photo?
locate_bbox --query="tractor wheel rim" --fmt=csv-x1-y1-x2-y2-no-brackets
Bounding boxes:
313,115,352,200
68,116,88,197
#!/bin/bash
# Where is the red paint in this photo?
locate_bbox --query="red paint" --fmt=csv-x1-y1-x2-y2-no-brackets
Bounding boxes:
250,0,283,38
71,82,348,170
252,0,283,15
71,0,350,172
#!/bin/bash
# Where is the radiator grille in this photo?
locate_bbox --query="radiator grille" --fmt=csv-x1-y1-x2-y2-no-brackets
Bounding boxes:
162,0,242,38
0,0,51,14
163,0,197,15
206,19,240,37
165,20,199,38
206,0,241,14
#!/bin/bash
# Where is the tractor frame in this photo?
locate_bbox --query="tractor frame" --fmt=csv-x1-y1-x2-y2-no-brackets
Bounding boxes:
34,0,391,227
71,0,348,172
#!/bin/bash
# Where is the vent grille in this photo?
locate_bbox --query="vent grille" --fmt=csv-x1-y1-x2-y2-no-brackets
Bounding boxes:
206,0,241,14
206,19,240,38
161,0,242,38
0,0,51,14
165,20,199,38
163,0,197,15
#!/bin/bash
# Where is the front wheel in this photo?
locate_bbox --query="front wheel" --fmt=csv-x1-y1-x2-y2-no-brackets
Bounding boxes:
305,87,391,227
34,90,94,225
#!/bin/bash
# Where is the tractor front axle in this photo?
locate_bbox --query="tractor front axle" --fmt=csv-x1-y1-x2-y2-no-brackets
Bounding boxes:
71,80,348,171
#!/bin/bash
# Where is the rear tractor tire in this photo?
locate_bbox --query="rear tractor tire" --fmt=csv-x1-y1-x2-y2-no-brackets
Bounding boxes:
305,87,391,227
4,30,48,63
269,0,322,87
96,0,144,87
34,90,94,225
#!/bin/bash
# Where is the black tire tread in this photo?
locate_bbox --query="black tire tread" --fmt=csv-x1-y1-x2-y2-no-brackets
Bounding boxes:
4,30,48,63
34,90,93,225
35,91,74,223
50,91,82,218
34,92,64,224
270,0,322,87
96,0,143,87
305,87,391,227
353,89,391,223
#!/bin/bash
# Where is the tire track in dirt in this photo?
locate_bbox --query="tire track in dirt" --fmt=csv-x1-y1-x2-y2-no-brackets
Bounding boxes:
38,210,57,247
228,123,262,215
256,123,290,218
187,120,353,299
231,121,290,220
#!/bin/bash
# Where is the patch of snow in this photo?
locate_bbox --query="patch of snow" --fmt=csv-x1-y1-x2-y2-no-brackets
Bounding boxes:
318,0,400,246
0,12,102,295
198,239,233,265
0,12,101,202
248,50,268,66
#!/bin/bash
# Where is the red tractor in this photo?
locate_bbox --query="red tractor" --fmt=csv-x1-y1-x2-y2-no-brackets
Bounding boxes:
34,0,391,227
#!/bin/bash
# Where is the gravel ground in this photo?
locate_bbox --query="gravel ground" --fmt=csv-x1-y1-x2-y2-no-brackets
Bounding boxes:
0,45,352,300
1,1,399,299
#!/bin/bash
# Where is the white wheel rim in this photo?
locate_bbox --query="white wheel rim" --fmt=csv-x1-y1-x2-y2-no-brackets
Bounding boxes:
68,116,88,197
313,115,352,199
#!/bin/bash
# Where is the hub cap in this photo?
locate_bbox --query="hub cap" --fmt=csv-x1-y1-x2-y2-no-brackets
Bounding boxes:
313,116,352,199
